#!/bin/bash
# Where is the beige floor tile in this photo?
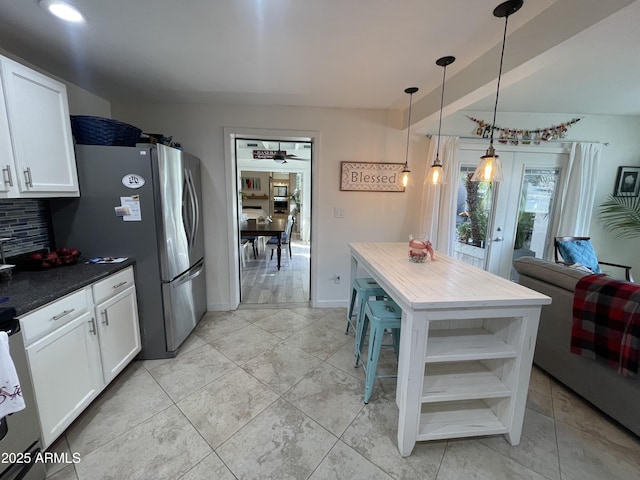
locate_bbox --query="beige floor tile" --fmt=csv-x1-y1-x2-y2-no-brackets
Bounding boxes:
526,365,554,417
284,363,366,436
280,322,351,360
179,453,236,480
208,323,281,364
216,399,337,480
148,344,236,402
341,392,446,480
66,370,173,455
479,408,560,480
556,421,640,480
309,440,394,480
437,440,550,480
177,367,278,449
251,309,314,339
47,464,78,480
74,406,211,480
551,383,640,451
241,343,321,394
194,313,250,343
44,436,73,478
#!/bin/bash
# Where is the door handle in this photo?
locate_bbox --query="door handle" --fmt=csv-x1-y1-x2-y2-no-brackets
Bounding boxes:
188,169,199,249
492,236,504,242
23,167,33,188
88,317,97,335
172,261,204,288
52,308,75,321
2,165,12,187
101,310,109,326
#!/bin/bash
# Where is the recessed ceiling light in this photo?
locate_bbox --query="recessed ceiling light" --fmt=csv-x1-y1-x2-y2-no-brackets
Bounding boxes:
39,0,85,23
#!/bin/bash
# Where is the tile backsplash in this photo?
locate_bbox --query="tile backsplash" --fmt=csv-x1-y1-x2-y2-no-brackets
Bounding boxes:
0,199,52,257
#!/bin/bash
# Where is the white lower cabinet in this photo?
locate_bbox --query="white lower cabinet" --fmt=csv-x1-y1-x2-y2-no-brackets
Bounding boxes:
21,267,141,449
95,286,140,384
25,309,103,448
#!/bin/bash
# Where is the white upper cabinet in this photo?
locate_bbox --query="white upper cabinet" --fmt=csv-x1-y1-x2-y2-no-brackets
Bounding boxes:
0,56,79,197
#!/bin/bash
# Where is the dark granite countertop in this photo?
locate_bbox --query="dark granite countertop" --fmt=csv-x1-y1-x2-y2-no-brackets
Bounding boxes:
0,259,136,316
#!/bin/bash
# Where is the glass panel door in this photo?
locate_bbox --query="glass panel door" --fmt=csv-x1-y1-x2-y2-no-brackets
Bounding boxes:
452,145,567,279
510,168,561,281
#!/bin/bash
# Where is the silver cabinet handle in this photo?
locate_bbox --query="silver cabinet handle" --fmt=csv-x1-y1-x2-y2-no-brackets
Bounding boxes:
88,317,97,335
23,167,33,188
112,281,127,289
101,310,109,326
52,308,75,321
2,165,12,187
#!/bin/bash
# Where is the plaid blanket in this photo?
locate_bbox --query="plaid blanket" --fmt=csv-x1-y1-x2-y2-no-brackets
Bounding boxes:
570,274,640,376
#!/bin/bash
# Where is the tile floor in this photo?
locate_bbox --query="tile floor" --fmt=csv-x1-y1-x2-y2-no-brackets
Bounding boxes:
45,307,640,480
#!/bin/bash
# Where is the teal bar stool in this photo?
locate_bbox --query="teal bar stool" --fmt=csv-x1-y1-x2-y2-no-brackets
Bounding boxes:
346,277,386,335
356,299,402,404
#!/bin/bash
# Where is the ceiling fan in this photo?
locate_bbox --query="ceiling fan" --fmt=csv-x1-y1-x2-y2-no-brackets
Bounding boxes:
273,142,302,164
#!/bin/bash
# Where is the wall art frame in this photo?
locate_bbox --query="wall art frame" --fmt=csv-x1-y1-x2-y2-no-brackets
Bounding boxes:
613,166,640,197
340,162,406,192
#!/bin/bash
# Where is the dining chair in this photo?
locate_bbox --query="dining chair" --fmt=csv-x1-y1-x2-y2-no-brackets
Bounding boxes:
554,236,633,282
266,215,295,263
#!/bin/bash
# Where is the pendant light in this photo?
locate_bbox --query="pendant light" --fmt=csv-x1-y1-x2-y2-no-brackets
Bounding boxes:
401,87,419,188
426,56,455,186
471,0,523,183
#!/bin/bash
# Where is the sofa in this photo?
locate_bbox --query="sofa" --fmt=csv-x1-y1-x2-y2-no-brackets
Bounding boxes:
513,256,640,436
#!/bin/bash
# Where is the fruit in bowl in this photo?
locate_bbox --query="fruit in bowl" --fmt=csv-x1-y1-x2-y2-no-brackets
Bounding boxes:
30,248,81,269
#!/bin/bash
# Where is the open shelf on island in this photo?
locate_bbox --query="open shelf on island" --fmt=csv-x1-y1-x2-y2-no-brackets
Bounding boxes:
425,328,518,363
422,361,512,403
417,399,509,441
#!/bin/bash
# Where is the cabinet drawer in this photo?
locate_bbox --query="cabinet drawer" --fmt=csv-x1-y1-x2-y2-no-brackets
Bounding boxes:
92,267,134,304
20,288,90,345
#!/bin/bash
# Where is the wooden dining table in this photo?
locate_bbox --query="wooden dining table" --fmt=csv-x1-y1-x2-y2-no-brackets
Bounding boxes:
240,218,287,270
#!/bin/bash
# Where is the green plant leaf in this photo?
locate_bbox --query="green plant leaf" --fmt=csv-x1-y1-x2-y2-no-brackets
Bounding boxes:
598,195,640,239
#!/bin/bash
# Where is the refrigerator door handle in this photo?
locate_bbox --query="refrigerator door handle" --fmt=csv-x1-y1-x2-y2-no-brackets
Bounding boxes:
182,175,193,248
172,260,205,288
188,169,200,251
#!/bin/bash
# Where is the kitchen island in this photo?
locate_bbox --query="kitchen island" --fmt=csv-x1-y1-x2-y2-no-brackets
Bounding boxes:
348,242,551,457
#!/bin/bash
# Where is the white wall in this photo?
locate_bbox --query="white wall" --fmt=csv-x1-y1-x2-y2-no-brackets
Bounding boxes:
111,103,429,310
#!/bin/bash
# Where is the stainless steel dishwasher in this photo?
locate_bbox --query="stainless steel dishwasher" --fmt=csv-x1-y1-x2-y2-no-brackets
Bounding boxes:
0,309,46,480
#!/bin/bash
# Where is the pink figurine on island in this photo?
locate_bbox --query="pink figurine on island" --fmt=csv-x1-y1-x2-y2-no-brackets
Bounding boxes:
408,234,435,263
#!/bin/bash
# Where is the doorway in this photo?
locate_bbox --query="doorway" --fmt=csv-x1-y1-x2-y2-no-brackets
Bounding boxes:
234,137,312,305
453,143,567,279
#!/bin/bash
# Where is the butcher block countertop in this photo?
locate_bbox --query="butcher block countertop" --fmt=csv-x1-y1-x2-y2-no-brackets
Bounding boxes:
0,259,136,316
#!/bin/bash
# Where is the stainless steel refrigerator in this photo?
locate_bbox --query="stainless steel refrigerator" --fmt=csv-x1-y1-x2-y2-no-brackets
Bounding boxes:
50,144,206,359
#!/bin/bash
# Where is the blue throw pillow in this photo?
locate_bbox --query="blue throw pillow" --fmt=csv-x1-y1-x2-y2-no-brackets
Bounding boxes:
557,239,601,273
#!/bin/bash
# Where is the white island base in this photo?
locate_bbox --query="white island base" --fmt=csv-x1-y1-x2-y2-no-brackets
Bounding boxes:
348,242,550,457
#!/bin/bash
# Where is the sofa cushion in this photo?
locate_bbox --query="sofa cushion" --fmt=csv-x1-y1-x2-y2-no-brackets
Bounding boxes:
513,256,589,292
556,239,602,273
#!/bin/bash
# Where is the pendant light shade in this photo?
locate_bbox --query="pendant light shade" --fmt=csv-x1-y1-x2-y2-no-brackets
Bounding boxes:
426,56,455,186
402,87,419,188
471,0,523,183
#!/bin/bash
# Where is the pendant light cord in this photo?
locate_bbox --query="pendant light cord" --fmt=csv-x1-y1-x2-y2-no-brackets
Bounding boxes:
435,64,448,164
405,92,413,168
491,12,510,146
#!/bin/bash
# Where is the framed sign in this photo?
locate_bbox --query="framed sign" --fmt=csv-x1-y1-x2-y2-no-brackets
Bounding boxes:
340,162,405,192
613,166,640,197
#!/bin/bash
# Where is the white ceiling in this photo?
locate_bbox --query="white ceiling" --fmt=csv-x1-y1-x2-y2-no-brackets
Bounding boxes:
0,0,638,124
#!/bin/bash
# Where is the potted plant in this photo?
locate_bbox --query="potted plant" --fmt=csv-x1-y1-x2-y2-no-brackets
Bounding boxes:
598,195,640,238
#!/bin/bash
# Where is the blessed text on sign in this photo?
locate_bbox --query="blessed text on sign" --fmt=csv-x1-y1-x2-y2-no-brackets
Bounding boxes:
340,162,405,192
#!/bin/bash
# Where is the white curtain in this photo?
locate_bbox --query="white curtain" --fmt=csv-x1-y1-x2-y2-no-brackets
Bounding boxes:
420,136,460,255
557,142,602,236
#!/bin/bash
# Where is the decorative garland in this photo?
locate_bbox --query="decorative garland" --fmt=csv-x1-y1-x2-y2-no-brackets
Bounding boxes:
466,116,581,145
